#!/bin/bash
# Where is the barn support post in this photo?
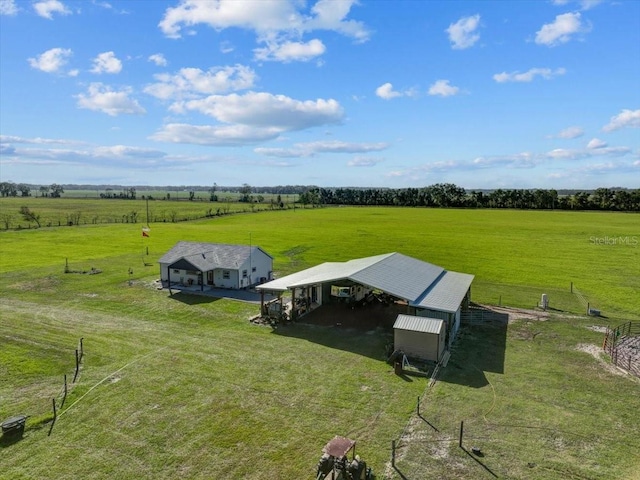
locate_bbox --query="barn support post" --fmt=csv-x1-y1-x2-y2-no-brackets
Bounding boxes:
291,288,297,321
260,290,265,315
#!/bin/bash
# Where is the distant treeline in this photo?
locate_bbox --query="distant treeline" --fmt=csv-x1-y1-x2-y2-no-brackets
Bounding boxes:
1,181,638,211
297,184,640,211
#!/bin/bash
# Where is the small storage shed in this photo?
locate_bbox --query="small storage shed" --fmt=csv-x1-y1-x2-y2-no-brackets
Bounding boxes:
393,314,446,362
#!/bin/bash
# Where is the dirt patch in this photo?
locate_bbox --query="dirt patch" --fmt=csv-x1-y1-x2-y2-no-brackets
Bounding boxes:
476,304,550,323
586,325,608,333
575,343,637,380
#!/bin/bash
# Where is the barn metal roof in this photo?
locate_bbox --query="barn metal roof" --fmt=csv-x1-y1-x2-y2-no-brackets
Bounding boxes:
257,252,474,313
158,241,272,271
393,314,444,334
413,271,475,313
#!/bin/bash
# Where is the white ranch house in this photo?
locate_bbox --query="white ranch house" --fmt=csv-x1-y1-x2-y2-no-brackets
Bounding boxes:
159,241,273,291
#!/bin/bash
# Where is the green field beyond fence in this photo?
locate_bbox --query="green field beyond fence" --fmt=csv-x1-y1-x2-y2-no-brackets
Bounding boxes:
1,206,638,479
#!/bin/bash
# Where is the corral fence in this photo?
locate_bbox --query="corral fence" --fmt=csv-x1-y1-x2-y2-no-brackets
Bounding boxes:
603,321,640,378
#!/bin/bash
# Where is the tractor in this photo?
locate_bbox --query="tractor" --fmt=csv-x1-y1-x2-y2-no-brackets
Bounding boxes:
315,436,373,480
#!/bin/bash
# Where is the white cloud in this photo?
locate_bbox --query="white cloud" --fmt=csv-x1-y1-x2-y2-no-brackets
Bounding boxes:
493,67,566,83
178,92,343,130
253,147,307,158
587,138,607,149
255,140,388,158
375,83,402,100
28,47,72,73
148,53,168,67
254,38,326,62
76,83,146,116
535,12,586,46
150,123,281,146
553,126,584,139
151,92,343,146
446,14,481,50
91,51,122,74
472,152,538,169
302,140,388,154
602,109,640,132
220,41,234,54
0,135,80,145
0,0,18,15
144,65,257,101
552,0,602,10
33,0,71,19
158,0,370,63
428,80,460,97
386,161,460,181
348,156,383,167
305,0,370,42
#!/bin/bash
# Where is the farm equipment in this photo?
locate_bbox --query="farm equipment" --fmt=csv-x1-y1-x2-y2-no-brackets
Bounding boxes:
315,436,373,480
1,415,27,439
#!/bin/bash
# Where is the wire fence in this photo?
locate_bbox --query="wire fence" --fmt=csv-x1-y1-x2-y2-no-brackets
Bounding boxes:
47,338,84,436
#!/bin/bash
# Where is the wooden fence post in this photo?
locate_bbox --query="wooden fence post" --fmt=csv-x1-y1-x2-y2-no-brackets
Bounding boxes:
391,440,396,468
73,349,80,383
459,421,464,448
48,398,57,436
417,396,420,416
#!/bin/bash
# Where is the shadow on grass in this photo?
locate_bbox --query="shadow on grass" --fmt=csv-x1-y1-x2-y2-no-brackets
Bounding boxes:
441,306,508,388
271,322,391,361
0,432,24,448
392,465,410,479
461,447,498,478
169,292,222,305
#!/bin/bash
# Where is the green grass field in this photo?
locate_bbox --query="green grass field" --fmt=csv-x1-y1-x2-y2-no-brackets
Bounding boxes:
1,207,638,479
0,195,295,229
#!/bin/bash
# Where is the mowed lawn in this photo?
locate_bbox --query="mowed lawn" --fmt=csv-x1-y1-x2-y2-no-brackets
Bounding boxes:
1,207,639,479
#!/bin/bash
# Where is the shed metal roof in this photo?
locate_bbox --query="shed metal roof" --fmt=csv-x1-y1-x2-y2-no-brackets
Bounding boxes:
393,314,444,334
257,252,473,314
159,241,272,271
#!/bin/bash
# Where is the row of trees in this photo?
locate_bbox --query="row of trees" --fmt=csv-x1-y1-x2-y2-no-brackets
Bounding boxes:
0,182,64,198
297,184,640,211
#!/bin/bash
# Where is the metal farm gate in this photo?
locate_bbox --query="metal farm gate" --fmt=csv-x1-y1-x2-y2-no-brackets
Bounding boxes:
603,321,640,378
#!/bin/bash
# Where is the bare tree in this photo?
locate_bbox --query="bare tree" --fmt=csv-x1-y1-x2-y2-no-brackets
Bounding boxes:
20,206,41,228
0,212,14,229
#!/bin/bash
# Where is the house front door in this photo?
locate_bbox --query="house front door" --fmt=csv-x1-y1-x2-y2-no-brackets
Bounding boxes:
207,271,214,285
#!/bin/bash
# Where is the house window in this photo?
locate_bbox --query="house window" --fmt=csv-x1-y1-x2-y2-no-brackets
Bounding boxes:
223,270,230,279
173,269,180,274
252,267,256,272
186,270,198,275
242,270,248,278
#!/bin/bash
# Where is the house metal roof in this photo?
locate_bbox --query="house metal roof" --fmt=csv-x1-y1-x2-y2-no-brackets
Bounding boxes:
393,314,444,334
257,252,474,314
158,241,272,271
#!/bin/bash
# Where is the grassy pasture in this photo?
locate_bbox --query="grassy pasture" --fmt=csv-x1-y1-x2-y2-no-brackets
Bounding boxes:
1,207,639,479
0,196,294,229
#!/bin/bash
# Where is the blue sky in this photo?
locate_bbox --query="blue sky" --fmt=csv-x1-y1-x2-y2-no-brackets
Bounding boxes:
1,0,639,189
